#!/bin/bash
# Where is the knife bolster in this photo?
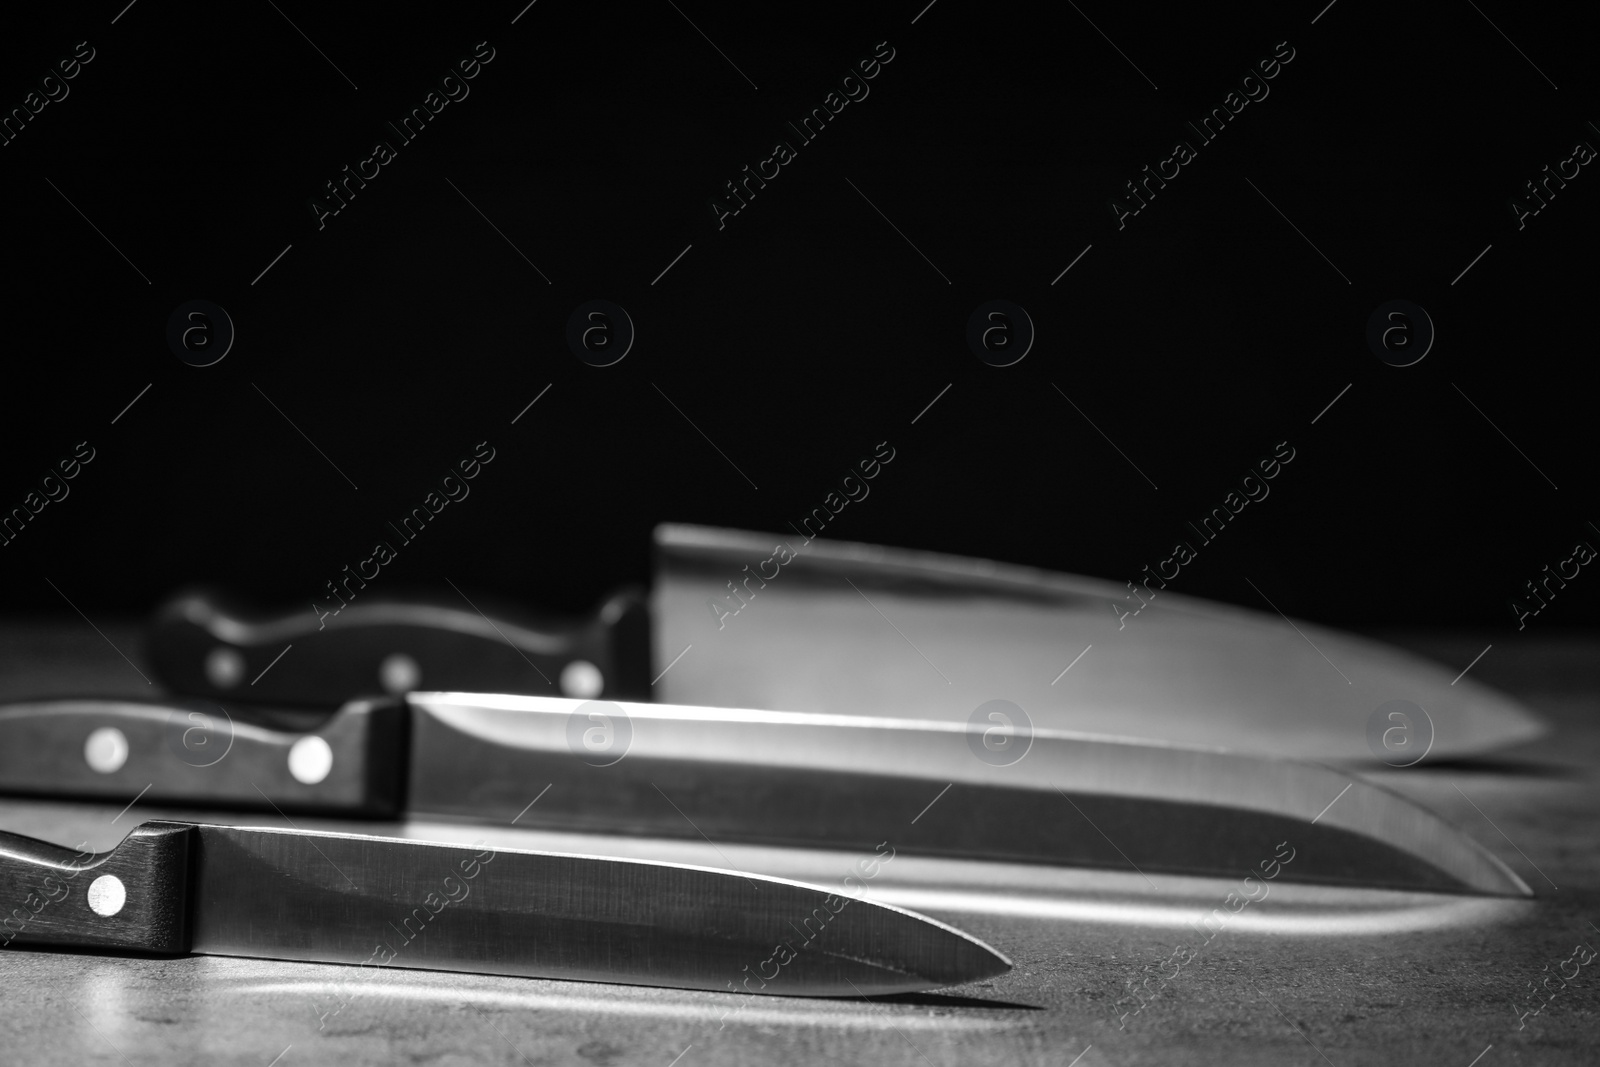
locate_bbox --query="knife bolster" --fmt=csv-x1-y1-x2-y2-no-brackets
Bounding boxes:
0,821,193,955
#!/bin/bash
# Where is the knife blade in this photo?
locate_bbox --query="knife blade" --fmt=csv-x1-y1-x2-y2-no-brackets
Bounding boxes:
0,693,1531,896
143,524,1545,762
652,525,1547,763
0,819,1009,995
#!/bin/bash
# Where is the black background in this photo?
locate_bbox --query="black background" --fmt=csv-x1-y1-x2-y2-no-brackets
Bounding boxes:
0,0,1594,635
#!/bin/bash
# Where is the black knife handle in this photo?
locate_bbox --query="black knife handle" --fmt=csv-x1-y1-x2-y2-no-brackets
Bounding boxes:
146,587,652,706
0,699,405,816
0,821,192,954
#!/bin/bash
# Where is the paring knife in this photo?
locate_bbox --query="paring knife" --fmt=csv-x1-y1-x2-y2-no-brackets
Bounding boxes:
0,820,1007,995
145,524,1546,762
0,693,1531,897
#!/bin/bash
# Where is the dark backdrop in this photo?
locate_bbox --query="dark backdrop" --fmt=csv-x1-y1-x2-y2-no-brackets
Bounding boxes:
0,0,1594,635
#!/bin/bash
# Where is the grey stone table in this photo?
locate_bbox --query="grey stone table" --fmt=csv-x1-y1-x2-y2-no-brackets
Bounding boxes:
0,623,1595,1065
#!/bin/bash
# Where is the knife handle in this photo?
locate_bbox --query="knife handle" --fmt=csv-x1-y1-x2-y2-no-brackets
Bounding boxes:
145,586,652,706
0,699,405,816
0,821,192,954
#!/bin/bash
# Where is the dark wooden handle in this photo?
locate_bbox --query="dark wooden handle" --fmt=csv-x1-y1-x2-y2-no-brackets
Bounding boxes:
0,699,406,816
0,822,193,954
146,586,652,706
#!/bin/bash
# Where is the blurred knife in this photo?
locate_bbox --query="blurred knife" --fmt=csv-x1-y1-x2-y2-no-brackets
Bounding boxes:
0,693,1531,896
144,525,1545,762
0,820,1005,995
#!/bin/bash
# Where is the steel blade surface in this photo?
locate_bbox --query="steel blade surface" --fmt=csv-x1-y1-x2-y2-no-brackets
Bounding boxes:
188,824,1009,995
651,524,1545,762
405,693,1530,896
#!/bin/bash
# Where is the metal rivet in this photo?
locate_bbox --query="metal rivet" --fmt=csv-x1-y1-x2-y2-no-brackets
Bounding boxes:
287,736,334,785
204,647,246,689
84,727,129,774
560,660,605,699
378,653,421,694
87,875,126,917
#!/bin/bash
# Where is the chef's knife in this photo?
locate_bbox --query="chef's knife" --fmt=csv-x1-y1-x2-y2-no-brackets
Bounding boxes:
0,820,1007,995
0,693,1531,896
144,524,1545,762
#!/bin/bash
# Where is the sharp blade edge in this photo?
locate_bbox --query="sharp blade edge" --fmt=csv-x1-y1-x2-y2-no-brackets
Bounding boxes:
188,824,1011,995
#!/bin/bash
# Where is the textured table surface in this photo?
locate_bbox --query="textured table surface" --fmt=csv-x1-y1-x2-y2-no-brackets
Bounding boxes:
0,622,1596,1066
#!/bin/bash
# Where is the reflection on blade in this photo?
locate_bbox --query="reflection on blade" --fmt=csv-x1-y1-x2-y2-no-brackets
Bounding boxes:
189,825,1011,995
651,524,1546,762
405,693,1531,897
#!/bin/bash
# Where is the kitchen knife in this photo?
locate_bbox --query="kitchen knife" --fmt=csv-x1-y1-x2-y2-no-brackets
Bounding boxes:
0,693,1531,896
144,524,1546,762
0,819,1007,995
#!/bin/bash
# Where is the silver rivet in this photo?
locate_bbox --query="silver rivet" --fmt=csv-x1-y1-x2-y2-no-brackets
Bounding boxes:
84,727,129,774
560,660,604,699
288,736,334,785
87,875,126,917
378,653,421,694
204,647,246,689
